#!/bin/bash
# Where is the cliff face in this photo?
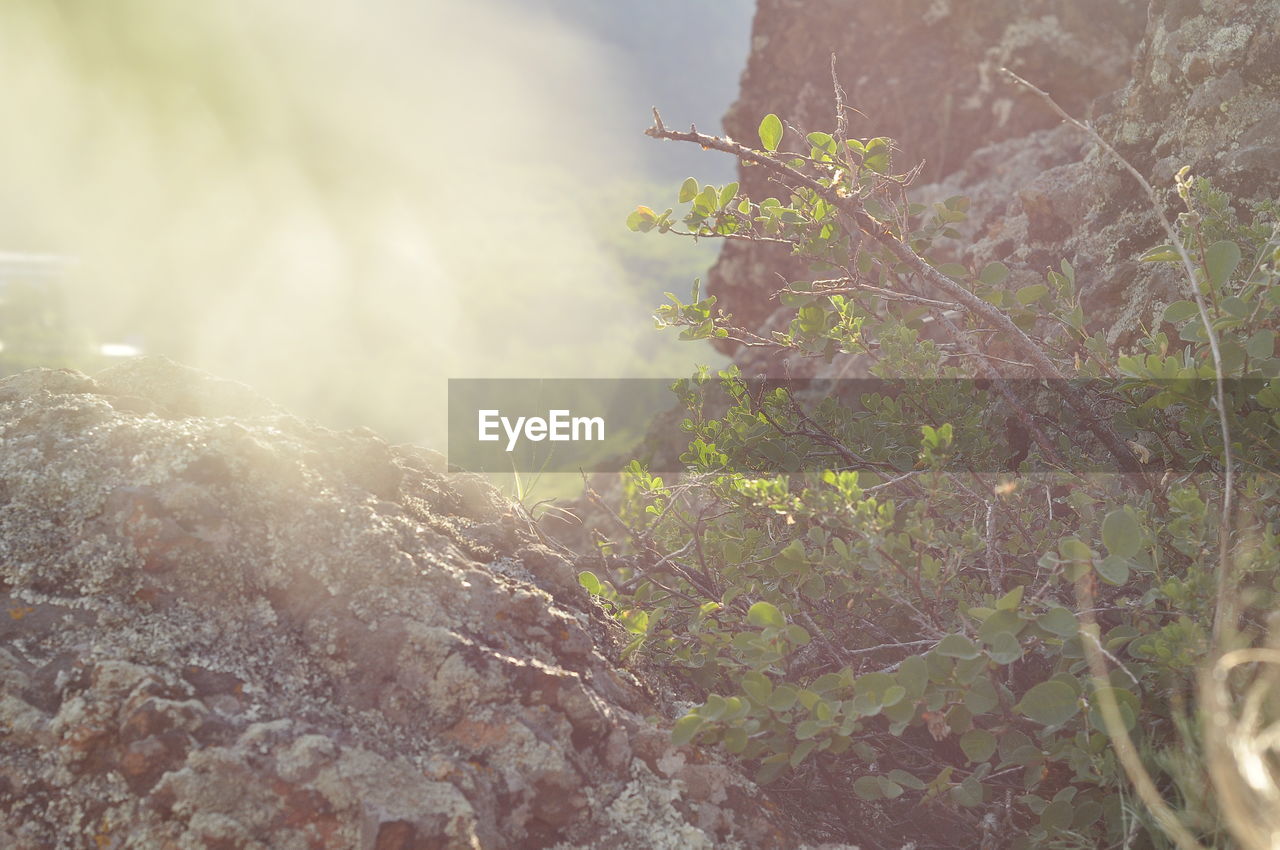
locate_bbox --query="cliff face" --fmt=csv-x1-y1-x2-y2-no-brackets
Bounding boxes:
0,358,803,849
710,0,1280,361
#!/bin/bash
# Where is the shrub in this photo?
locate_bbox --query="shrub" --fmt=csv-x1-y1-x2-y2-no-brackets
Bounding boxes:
583,106,1280,848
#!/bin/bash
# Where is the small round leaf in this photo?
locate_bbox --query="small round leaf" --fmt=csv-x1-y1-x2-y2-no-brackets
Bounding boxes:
979,261,1011,286
1163,300,1199,324
758,113,783,152
1016,681,1080,727
678,177,699,203
1037,606,1079,639
1040,799,1074,830
671,714,705,746
1205,240,1242,287
1101,509,1142,558
853,775,884,800
987,631,1023,665
937,633,981,659
1094,555,1132,585
747,600,785,628
960,729,997,763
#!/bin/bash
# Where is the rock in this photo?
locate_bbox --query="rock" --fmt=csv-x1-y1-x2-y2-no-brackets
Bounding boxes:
0,357,801,849
707,0,1279,359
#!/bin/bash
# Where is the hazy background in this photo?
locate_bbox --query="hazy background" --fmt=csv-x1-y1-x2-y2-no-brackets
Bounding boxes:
0,0,752,447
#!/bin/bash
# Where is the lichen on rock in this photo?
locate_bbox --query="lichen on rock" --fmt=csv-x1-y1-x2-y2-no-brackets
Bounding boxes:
0,357,801,849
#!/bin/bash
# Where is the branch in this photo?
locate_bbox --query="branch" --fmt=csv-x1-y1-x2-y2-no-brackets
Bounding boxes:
645,108,1146,476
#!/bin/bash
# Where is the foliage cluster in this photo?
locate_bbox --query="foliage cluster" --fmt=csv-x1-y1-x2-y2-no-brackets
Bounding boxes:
584,110,1280,848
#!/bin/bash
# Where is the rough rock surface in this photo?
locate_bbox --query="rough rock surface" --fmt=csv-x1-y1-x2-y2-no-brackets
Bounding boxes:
0,358,807,849
709,0,1279,364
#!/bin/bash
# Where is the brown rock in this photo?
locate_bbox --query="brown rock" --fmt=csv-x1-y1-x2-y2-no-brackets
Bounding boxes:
0,358,803,849
706,0,1280,360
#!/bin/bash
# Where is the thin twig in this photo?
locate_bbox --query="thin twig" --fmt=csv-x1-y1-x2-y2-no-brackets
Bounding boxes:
1082,629,1141,687
1001,66,1235,639
984,500,1001,593
804,276,962,310
666,228,795,246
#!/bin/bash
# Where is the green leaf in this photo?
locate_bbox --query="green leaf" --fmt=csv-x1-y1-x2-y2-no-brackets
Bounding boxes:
854,672,896,702
1163,300,1199,324
741,671,773,704
996,585,1024,610
954,656,988,685
897,655,928,699
721,697,747,721
747,600,785,628
852,775,884,800
979,262,1011,286
937,633,982,659
719,182,740,208
863,138,891,174
756,753,789,785
1101,509,1142,558
1073,801,1103,830
795,719,823,740
960,729,997,763
626,206,656,232
694,185,719,213
936,262,969,279
878,778,905,799
881,685,907,708
1094,555,1132,585
987,631,1023,665
1222,295,1251,318
759,113,783,152
951,777,983,807
810,673,846,696
678,177,699,203
577,570,602,594
699,694,728,720
978,609,1025,643
768,685,799,712
965,678,999,714
1140,244,1180,263
1037,607,1079,638
1016,681,1080,726
1040,799,1074,831
1247,329,1275,359
1205,240,1242,287
889,769,926,790
784,624,811,646
1016,284,1049,305
790,739,818,767
1058,537,1093,562
671,714,705,746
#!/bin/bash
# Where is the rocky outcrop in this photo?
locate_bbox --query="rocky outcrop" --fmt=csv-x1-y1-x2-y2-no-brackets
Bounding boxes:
0,358,805,849
709,0,1279,363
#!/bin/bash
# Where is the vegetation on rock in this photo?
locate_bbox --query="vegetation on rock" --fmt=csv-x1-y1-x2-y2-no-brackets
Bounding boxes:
586,99,1280,849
